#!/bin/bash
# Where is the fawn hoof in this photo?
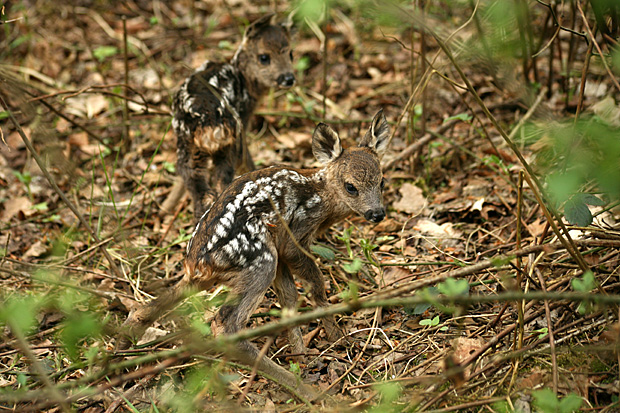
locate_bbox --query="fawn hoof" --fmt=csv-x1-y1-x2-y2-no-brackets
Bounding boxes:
297,382,321,402
114,335,132,352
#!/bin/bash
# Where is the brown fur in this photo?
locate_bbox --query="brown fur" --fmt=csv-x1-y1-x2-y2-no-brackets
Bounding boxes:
118,111,391,400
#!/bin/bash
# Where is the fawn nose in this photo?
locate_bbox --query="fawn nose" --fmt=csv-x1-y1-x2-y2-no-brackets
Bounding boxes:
277,72,296,87
365,208,386,223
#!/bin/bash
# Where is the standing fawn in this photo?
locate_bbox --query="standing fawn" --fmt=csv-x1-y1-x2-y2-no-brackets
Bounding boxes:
118,110,390,399
172,13,295,220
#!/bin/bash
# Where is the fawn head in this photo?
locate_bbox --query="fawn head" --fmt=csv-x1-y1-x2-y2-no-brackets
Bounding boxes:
313,110,390,223
233,13,295,92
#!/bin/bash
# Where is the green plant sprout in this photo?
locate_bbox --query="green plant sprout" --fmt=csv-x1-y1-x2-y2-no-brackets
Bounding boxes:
12,170,32,200
420,315,440,327
360,237,379,266
93,45,119,62
532,388,582,413
571,271,597,314
533,327,548,339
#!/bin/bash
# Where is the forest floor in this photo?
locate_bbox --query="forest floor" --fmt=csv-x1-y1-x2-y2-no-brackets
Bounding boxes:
1,1,620,412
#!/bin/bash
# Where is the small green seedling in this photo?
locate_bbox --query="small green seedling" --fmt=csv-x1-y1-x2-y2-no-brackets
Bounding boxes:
572,271,597,314
420,315,440,327
532,388,582,413
533,327,548,339
12,170,32,200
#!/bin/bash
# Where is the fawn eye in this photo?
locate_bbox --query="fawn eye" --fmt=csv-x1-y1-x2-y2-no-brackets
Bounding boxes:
345,182,358,195
258,54,271,65
289,50,293,60
380,178,386,191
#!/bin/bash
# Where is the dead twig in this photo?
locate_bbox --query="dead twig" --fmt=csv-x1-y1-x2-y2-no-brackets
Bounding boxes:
0,94,124,280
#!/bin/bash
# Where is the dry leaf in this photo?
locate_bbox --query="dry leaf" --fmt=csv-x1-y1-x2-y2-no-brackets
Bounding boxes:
377,266,411,287
451,337,484,364
393,183,426,215
65,94,108,119
2,196,32,221
444,337,485,386
137,327,169,345
415,219,462,247
23,240,48,259
373,217,400,232
515,367,547,390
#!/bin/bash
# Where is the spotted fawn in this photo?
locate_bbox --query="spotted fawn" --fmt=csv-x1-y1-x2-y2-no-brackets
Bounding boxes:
119,110,390,399
172,13,295,220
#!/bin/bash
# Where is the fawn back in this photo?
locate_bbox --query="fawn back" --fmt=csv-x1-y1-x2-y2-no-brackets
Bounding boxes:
172,13,295,220
119,111,390,400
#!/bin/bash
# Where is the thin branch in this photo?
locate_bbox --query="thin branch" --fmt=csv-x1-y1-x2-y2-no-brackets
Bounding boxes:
577,1,620,93
0,94,124,280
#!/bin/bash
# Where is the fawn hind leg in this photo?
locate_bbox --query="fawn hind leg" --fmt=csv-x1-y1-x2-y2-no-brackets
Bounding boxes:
273,263,305,355
212,255,317,400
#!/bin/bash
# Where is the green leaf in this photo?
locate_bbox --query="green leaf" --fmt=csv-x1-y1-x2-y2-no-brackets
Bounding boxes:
581,193,605,206
295,0,327,23
0,295,41,334
93,46,119,62
12,170,32,185
558,393,583,412
61,311,101,360
572,270,597,292
443,112,472,123
533,388,559,412
295,56,310,72
491,256,513,267
533,388,582,413
217,40,233,50
163,161,176,173
547,171,581,205
438,278,469,297
289,361,301,374
31,202,48,211
17,373,28,388
311,244,336,261
534,327,548,339
407,287,439,315
367,382,402,413
342,258,363,273
420,315,440,326
339,282,359,301
564,196,592,226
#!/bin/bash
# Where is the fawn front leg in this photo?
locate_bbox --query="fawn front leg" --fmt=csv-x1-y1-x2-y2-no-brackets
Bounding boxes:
291,254,343,342
273,263,305,355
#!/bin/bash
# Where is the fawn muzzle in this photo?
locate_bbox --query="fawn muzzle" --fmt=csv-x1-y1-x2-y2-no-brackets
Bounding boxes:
364,208,386,223
277,72,296,87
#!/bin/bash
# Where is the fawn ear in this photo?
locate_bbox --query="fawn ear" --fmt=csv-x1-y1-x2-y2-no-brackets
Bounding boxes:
245,13,276,39
359,109,390,159
312,123,343,165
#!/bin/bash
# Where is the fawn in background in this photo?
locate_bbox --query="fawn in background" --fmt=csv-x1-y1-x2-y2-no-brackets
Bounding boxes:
118,110,390,399
172,13,295,220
